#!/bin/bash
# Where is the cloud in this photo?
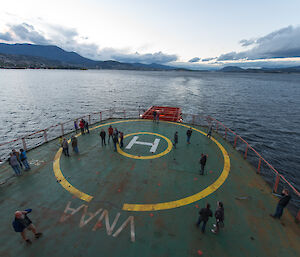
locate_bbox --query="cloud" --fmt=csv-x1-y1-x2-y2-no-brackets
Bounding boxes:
201,57,216,62
108,51,178,64
218,25,300,61
0,32,13,41
188,57,200,63
0,22,177,64
9,23,51,45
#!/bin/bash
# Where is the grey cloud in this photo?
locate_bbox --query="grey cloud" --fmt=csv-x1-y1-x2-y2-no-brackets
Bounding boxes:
218,25,300,61
239,39,255,47
0,32,13,41
201,57,216,62
10,23,51,45
0,22,177,64
188,57,200,63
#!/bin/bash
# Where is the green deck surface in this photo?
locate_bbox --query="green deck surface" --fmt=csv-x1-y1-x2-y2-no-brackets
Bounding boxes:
0,119,299,257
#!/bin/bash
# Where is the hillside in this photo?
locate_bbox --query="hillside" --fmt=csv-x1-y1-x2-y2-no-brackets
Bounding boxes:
0,43,176,70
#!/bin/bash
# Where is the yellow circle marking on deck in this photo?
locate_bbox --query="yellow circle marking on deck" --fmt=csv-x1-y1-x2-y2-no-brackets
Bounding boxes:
53,119,230,209
117,132,172,159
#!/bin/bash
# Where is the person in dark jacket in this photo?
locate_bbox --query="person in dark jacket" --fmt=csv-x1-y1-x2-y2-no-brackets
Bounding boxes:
100,129,106,146
84,120,90,134
173,132,178,149
12,149,23,169
20,149,31,170
71,136,79,153
12,209,42,244
196,203,213,233
153,110,157,122
9,152,21,176
270,189,291,219
112,133,118,152
74,120,78,132
186,128,193,144
207,124,213,139
119,131,124,148
211,201,224,234
62,138,70,157
200,153,207,175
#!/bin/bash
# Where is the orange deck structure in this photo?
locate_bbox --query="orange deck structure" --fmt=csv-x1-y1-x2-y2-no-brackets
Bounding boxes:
141,106,182,122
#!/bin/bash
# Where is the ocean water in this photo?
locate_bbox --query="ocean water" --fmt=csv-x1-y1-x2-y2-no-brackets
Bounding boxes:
0,69,299,191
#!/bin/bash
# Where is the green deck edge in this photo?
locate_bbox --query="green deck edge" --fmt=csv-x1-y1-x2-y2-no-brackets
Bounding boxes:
0,119,299,257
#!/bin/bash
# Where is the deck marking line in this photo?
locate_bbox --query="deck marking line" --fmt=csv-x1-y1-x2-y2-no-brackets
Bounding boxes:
53,119,230,210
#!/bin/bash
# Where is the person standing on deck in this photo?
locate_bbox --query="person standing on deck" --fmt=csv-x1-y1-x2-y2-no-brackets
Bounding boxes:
20,149,31,171
211,201,224,234
112,133,118,152
119,131,124,148
153,110,157,122
196,203,213,233
207,124,213,138
108,126,114,143
74,120,78,133
8,152,21,176
156,111,160,123
85,120,90,134
270,189,291,219
12,209,42,244
59,136,63,147
79,120,85,135
186,128,193,144
71,136,79,153
200,153,207,175
114,128,119,137
173,131,178,149
12,149,23,169
100,129,106,146
62,138,70,157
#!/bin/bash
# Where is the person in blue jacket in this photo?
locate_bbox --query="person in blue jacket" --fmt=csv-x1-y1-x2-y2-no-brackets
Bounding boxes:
20,149,31,171
12,209,42,244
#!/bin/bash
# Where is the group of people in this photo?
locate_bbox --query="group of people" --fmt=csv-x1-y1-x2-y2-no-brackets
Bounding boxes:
196,201,224,234
8,149,31,176
59,136,79,156
99,125,124,151
74,119,89,135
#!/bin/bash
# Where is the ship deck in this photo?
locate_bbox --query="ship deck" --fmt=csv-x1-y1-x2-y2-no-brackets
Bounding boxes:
0,119,299,257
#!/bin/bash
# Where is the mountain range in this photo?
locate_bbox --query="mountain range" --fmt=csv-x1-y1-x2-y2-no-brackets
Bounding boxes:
0,43,177,70
1,43,300,72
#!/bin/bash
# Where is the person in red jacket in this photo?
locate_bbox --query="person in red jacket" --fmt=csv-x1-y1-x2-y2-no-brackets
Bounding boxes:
108,125,113,143
79,119,85,135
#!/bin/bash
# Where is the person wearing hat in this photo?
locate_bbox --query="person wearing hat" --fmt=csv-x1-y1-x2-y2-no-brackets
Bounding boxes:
12,209,42,244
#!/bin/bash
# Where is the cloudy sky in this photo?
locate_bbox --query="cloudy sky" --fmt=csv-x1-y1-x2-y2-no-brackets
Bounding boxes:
1,0,300,69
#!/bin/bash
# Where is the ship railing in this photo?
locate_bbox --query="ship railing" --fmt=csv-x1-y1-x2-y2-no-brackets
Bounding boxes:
0,109,299,222
182,113,300,222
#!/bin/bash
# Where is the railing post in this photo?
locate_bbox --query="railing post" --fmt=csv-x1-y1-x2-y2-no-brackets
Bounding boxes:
124,109,126,119
244,144,249,159
61,123,64,136
273,174,280,193
100,112,102,122
88,114,91,124
138,106,141,118
257,158,262,174
43,130,48,143
192,115,195,125
233,135,238,148
296,209,300,223
22,138,27,151
224,128,227,140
